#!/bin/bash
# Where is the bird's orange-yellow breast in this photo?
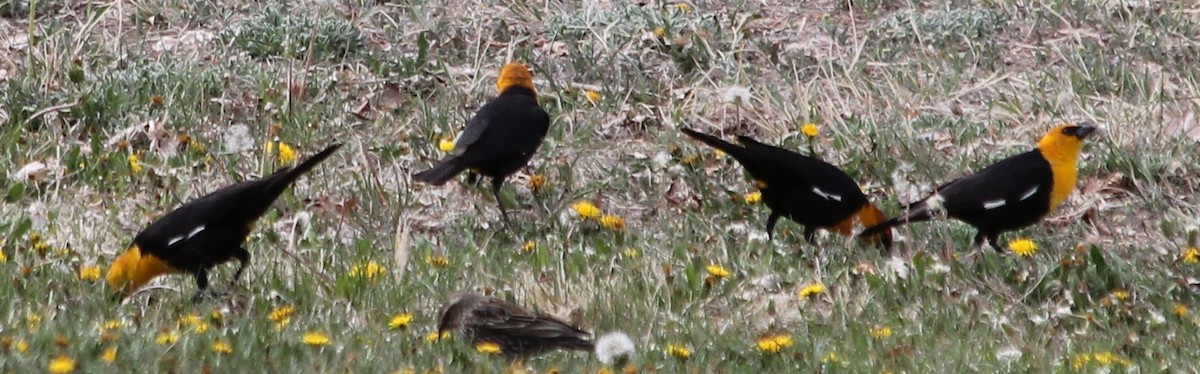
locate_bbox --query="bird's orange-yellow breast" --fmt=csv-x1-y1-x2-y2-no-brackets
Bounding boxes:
495,63,537,95
106,244,179,298
1035,124,1088,211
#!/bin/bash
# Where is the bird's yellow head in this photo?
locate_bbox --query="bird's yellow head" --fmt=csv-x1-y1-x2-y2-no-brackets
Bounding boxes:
1036,123,1098,210
495,62,536,95
106,244,177,299
1036,123,1097,162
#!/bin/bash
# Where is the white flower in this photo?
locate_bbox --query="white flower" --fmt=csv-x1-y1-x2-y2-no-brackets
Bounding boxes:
995,346,1023,362
594,331,635,365
223,124,255,153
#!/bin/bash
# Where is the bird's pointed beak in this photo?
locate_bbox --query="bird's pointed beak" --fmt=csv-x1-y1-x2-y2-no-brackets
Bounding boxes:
1071,123,1098,139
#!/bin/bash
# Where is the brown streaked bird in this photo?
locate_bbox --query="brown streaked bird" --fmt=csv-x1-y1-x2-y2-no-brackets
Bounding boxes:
681,127,893,250
106,144,342,300
436,292,594,358
861,123,1097,251
413,62,550,223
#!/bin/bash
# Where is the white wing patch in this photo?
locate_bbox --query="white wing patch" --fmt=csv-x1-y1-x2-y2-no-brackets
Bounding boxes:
167,225,207,246
811,187,843,202
983,199,1006,210
1019,186,1039,201
187,225,206,238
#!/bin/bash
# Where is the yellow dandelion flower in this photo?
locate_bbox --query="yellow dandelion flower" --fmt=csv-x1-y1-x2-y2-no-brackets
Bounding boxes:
871,326,893,339
798,283,826,299
528,174,547,193
593,368,610,374
349,260,386,281
705,264,730,279
1182,246,1199,264
101,346,117,363
48,355,75,373
192,322,211,334
820,352,840,364
1008,238,1037,257
27,313,42,330
801,123,819,138
301,332,331,347
268,305,295,328
128,154,143,173
438,137,456,153
1110,289,1130,301
1070,353,1091,369
1092,352,1131,367
584,90,602,105
600,214,625,230
277,142,297,165
155,331,179,345
674,2,692,12
78,265,102,281
212,341,233,354
426,254,450,267
179,314,202,327
426,331,451,343
571,201,602,220
522,240,536,253
756,334,793,353
666,344,691,360
623,248,639,258
680,154,700,166
0,250,8,263
744,191,761,204
653,27,666,38
475,341,502,354
102,320,122,332
29,232,42,243
388,313,414,330
1175,303,1189,317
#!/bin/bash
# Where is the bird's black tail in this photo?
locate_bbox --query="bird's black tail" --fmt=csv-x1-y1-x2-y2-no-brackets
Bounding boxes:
264,143,343,190
559,338,595,352
859,200,934,238
413,158,467,185
680,127,753,162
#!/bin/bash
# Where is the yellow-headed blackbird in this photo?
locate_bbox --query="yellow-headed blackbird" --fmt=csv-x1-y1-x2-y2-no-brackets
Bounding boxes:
681,128,892,249
106,144,342,300
437,292,593,358
860,124,1097,250
413,63,550,222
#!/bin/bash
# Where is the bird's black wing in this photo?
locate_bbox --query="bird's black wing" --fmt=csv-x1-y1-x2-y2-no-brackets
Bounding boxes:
938,150,1054,229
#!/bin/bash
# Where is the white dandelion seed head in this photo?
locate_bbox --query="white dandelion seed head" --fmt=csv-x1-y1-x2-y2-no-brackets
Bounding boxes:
594,331,635,365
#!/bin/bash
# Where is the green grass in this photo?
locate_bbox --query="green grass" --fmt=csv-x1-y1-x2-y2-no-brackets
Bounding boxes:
3,0,1200,372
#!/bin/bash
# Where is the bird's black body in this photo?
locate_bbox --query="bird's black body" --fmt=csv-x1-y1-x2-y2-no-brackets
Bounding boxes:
859,124,1098,251
861,150,1054,250
681,128,888,247
413,86,550,221
437,293,593,358
133,144,341,294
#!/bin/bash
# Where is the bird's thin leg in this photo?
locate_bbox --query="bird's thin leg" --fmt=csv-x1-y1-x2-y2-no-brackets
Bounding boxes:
972,231,987,250
765,211,782,241
803,227,817,244
191,270,210,303
230,247,251,288
987,233,1002,253
491,177,512,226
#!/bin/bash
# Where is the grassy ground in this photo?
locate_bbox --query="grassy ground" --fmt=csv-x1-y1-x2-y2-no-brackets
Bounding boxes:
3,0,1200,372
